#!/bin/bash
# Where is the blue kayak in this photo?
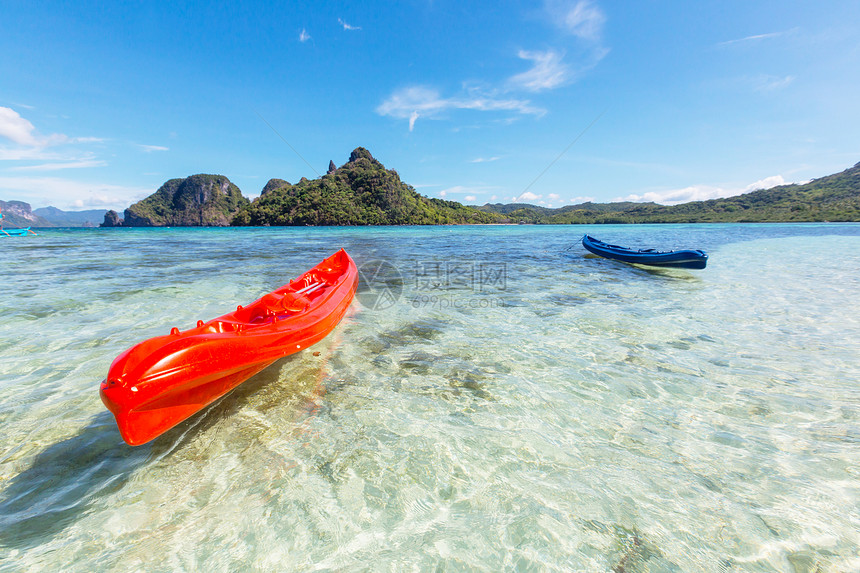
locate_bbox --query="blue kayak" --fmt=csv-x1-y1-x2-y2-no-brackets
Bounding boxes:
581,234,708,269
1,227,32,237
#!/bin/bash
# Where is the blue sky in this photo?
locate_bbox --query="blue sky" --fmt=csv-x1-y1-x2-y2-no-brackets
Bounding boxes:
1,0,859,211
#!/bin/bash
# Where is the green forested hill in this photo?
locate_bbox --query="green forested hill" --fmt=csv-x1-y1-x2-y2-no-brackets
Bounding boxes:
640,162,860,222
124,174,249,226
481,161,860,223
232,148,503,226
478,201,652,224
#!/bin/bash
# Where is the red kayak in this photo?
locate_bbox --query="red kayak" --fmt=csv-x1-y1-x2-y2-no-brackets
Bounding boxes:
100,249,358,445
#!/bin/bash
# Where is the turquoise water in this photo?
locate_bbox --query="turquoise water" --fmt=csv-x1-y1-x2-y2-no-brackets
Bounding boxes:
1,224,859,572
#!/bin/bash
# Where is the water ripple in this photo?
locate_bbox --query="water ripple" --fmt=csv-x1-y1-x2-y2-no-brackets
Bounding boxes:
1,225,859,571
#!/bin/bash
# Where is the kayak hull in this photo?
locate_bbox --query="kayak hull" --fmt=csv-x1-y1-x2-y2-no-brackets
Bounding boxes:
100,249,358,445
581,234,708,269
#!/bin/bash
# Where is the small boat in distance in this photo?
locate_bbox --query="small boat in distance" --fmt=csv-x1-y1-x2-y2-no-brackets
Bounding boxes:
581,234,708,269
100,249,359,445
1,227,34,236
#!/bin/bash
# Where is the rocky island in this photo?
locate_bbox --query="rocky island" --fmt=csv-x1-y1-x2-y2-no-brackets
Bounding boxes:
232,148,501,226
102,174,248,227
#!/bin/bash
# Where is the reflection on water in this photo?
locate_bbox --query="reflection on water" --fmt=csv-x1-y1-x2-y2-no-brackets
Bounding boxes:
1,224,859,571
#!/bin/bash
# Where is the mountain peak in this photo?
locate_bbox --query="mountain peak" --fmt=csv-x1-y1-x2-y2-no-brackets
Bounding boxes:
348,147,375,163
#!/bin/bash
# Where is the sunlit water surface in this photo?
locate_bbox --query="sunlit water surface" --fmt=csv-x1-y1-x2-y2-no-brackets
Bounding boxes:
1,224,859,572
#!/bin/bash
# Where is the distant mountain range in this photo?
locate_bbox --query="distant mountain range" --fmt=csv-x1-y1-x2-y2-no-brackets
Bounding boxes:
33,206,108,227
4,155,859,228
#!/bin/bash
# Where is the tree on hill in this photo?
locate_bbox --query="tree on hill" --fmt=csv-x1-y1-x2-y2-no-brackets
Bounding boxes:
261,178,290,196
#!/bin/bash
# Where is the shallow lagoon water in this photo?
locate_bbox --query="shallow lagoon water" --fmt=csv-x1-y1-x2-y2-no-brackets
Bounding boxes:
1,224,859,572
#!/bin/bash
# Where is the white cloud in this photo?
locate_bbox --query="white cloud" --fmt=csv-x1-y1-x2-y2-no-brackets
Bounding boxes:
0,106,67,147
338,18,360,31
0,107,112,191
299,29,311,42
470,156,501,163
526,1,608,89
514,191,541,202
717,28,799,47
377,86,544,131
710,73,795,95
438,185,498,199
71,198,112,208
138,144,169,153
545,0,606,41
10,158,107,171
508,49,571,92
547,193,561,200
570,196,595,203
751,74,795,92
615,186,723,205
615,175,787,205
0,147,69,161
377,2,608,130
378,3,607,130
0,108,104,165
0,106,40,146
0,176,153,210
439,189,447,197
743,175,786,192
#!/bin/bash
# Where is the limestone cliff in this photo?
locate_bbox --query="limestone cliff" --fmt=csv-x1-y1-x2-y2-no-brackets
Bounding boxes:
123,174,249,226
0,200,53,227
